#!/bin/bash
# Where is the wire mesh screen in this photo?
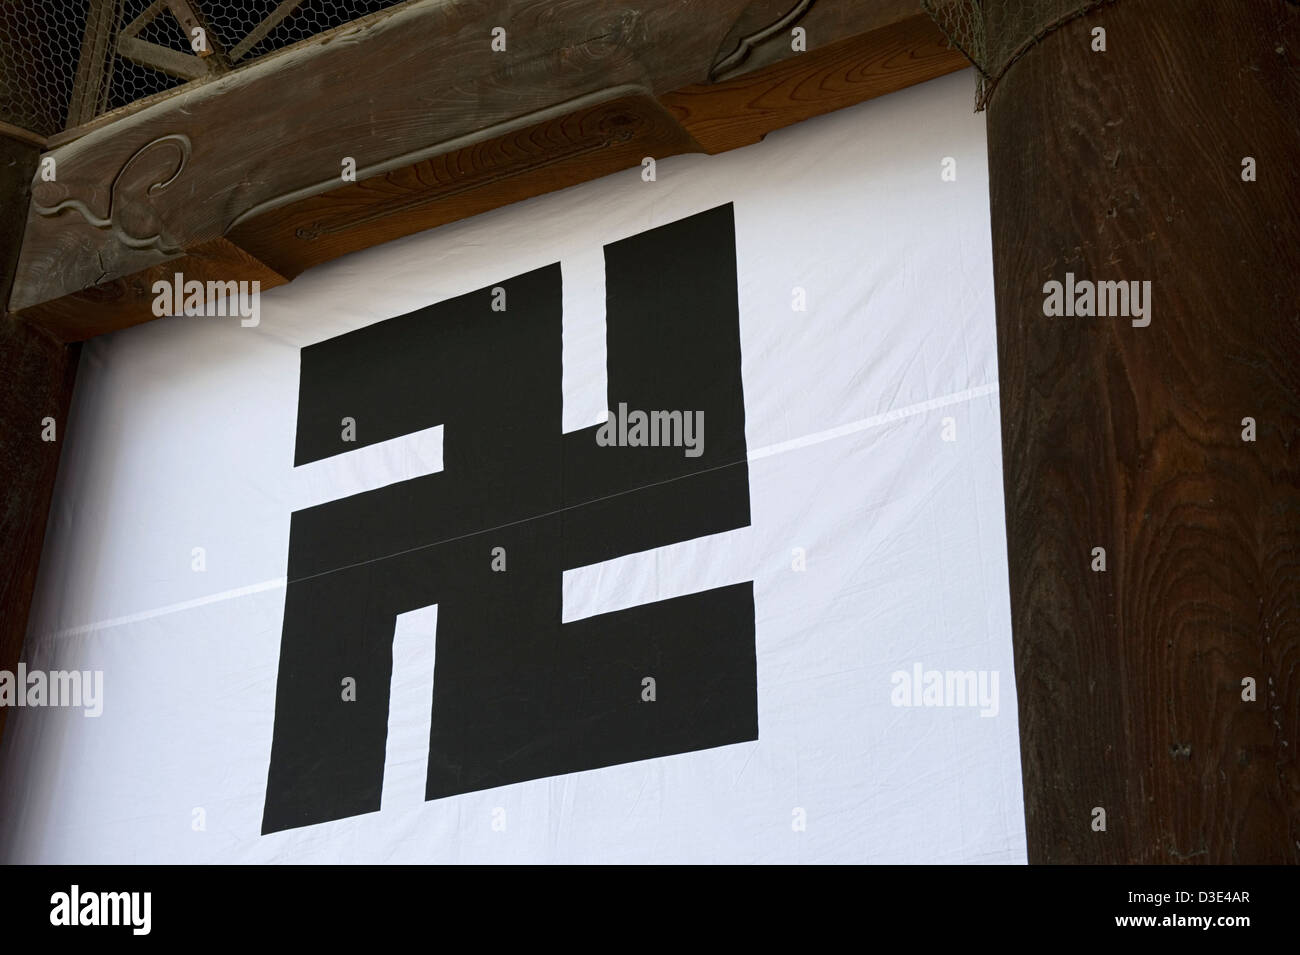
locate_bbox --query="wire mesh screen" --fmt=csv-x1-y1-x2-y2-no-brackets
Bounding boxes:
0,0,87,137
922,0,1116,110
0,0,411,138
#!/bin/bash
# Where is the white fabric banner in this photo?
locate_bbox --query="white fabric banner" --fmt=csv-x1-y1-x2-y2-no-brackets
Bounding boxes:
0,71,1026,863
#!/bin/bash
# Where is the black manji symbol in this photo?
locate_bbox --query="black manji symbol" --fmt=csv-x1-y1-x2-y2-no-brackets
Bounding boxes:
262,204,756,833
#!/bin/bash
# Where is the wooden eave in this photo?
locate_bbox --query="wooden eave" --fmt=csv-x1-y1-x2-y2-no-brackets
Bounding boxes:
4,0,967,341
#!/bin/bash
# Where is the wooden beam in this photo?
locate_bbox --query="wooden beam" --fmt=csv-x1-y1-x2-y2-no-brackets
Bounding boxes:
0,318,79,750
17,239,287,340
116,34,210,81
662,12,965,154
120,0,168,39
229,0,305,63
0,135,79,750
986,0,1300,862
164,0,233,74
10,0,962,339
0,120,46,152
226,92,701,282
1,135,40,317
66,0,120,127
710,0,919,81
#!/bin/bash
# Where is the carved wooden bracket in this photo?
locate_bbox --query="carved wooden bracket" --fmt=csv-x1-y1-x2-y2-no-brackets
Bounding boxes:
9,0,966,339
32,133,192,255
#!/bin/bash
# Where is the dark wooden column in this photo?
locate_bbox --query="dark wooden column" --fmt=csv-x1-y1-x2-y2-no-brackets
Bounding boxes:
986,0,1300,862
0,134,79,744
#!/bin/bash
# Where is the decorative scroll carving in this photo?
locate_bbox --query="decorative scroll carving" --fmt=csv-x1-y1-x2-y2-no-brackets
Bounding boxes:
10,0,954,325
32,133,191,254
710,0,817,81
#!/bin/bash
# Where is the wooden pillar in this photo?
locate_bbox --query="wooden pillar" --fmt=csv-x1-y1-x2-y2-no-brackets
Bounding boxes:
0,135,79,744
985,0,1300,862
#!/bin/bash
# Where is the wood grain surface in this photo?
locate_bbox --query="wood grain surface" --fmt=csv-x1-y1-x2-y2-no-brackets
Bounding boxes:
8,0,961,339
17,238,287,340
661,12,966,154
987,0,1300,862
0,135,79,749
8,0,773,314
0,316,78,746
227,92,701,282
